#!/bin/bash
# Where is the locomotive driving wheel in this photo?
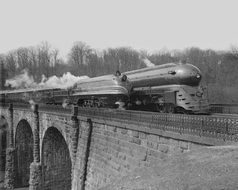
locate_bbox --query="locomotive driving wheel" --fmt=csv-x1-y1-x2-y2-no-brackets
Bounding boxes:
165,104,175,113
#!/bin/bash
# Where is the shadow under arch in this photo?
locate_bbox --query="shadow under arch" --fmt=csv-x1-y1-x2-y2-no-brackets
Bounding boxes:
0,116,8,172
42,127,72,190
15,119,33,188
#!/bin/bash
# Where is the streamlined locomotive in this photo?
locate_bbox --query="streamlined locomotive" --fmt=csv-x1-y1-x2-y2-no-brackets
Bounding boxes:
125,63,209,114
67,74,131,108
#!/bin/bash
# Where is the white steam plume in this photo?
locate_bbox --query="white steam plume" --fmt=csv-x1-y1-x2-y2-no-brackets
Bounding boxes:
143,58,155,67
39,72,89,88
5,70,89,89
5,70,37,89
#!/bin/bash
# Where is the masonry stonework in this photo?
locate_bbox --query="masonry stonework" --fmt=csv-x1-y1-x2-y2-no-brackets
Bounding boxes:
0,123,7,171
4,104,15,189
78,118,204,190
0,105,229,190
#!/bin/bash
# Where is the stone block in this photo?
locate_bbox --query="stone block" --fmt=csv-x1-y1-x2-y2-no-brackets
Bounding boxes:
119,128,128,135
129,137,141,145
147,134,158,142
179,141,189,150
117,133,131,142
139,132,147,139
169,138,179,146
147,149,160,158
131,148,147,161
131,130,139,138
107,125,117,132
158,144,169,153
158,136,170,144
147,141,158,150
29,162,42,190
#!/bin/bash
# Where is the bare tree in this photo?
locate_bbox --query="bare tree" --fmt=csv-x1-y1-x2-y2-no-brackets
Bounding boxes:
16,48,30,70
5,51,17,78
0,56,7,89
68,42,91,65
36,42,52,79
28,47,38,76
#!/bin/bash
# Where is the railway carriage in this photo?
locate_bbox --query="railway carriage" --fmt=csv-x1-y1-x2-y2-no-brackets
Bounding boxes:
1,88,62,105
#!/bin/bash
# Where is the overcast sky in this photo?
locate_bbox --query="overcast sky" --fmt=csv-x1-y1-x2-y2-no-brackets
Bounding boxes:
0,0,237,59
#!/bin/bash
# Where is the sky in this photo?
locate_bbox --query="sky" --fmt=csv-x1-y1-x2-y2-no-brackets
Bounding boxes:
0,0,238,59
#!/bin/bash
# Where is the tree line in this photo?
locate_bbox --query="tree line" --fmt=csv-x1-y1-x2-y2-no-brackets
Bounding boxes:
0,41,238,104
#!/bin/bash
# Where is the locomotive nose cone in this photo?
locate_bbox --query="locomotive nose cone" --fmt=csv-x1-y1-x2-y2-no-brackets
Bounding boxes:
189,69,202,85
176,63,202,86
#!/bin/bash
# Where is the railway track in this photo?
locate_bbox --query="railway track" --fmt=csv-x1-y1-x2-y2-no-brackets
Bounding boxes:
212,113,238,117
210,104,238,114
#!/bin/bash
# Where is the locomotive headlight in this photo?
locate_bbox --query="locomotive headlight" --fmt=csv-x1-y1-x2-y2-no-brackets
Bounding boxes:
196,74,201,78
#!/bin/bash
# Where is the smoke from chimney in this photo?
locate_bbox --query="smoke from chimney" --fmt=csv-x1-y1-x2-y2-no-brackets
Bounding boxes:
5,70,89,90
39,72,89,89
143,58,155,67
5,70,37,89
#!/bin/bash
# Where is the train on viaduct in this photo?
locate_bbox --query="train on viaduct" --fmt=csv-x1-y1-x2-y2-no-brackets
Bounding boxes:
0,62,237,189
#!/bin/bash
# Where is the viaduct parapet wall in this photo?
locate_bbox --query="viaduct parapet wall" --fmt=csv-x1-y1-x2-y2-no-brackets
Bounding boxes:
0,103,237,190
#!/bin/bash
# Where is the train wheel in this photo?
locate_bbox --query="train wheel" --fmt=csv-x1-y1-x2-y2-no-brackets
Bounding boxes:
155,104,164,113
77,99,84,107
165,104,175,113
174,107,187,114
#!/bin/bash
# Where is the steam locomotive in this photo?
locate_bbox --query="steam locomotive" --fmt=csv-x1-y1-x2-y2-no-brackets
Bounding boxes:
0,62,209,114
124,63,209,114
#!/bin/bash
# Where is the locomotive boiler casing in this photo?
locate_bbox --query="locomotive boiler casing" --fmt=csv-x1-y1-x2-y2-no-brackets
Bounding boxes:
68,74,132,108
125,62,209,113
125,63,202,87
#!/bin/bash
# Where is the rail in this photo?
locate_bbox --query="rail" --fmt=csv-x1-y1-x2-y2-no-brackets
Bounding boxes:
210,104,238,114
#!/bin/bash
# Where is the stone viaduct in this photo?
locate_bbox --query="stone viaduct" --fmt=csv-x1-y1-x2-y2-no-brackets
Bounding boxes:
0,103,237,190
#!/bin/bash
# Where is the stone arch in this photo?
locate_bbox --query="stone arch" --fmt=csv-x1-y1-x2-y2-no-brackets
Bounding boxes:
0,116,8,172
42,127,72,190
15,119,34,188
